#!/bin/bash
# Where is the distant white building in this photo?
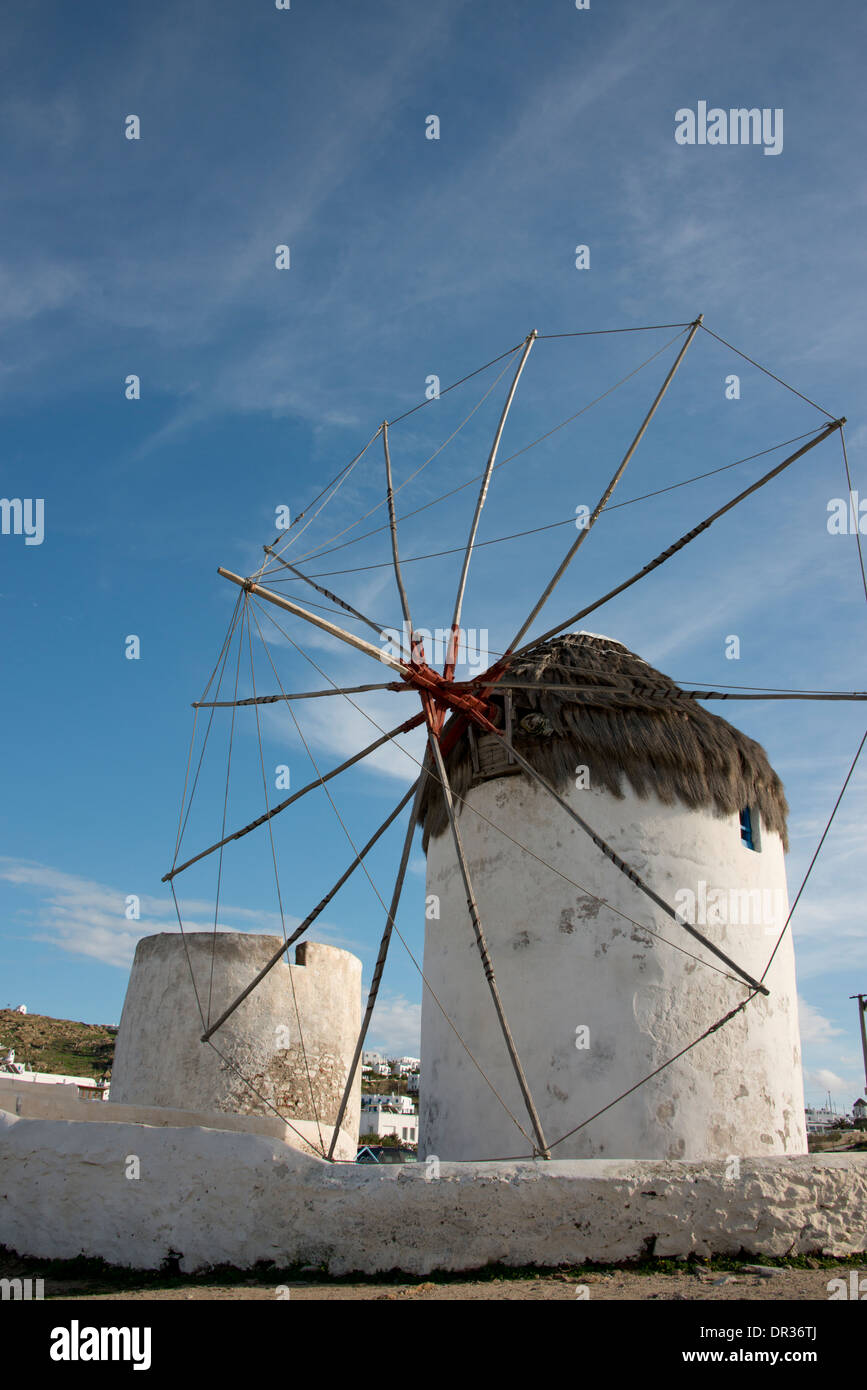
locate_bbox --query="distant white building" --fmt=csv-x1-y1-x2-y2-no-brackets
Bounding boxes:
805,1106,840,1133
367,1061,391,1077
390,1056,420,1077
14,1005,27,1015
854,1098,867,1123
362,1051,383,1069
406,1073,420,1095
362,1093,415,1115
360,1103,419,1144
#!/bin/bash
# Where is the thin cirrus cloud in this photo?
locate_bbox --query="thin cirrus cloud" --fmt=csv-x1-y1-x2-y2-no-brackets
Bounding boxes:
0,858,352,971
263,690,424,785
0,856,418,1054
0,11,453,400
366,992,422,1058
804,1067,850,1099
797,997,843,1047
4,4,686,431
797,1010,862,1106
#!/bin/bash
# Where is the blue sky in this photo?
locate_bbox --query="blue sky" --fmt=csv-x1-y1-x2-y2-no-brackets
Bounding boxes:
1,0,865,1113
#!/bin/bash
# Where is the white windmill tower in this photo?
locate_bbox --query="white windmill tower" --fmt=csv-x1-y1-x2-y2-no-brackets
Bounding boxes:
418,630,806,1161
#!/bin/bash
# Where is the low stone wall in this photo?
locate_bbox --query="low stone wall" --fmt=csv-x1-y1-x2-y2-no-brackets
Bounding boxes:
0,1084,354,1160
1,1112,864,1275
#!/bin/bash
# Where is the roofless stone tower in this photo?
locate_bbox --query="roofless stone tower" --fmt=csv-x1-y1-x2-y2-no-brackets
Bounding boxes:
111,933,362,1154
418,633,807,1162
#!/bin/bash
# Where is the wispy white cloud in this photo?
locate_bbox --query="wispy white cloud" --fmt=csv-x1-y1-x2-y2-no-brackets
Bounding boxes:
366,991,421,1057
269,691,425,783
0,6,461,419
799,999,863,1110
804,1066,850,1098
0,858,351,971
798,997,843,1046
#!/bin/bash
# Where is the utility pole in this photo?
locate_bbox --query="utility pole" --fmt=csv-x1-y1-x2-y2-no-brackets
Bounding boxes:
850,993,867,1095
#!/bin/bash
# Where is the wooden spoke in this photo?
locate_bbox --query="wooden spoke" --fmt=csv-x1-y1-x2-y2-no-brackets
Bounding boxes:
192,683,401,708
507,317,702,654
162,710,425,882
445,331,537,678
383,420,416,659
510,418,844,661
464,680,867,704
218,568,410,676
261,545,386,637
479,719,770,996
260,425,384,567
200,781,418,1043
426,728,551,1157
326,777,426,1159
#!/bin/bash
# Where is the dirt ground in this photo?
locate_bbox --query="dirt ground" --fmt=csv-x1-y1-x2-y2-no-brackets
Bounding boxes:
40,1267,861,1301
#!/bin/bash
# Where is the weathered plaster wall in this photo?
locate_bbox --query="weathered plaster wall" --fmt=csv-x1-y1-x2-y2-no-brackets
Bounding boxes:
0,1112,862,1275
422,777,806,1161
110,933,361,1147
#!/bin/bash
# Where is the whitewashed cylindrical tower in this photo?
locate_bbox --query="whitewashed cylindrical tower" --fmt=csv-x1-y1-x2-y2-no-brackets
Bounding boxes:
419,634,807,1162
111,933,362,1148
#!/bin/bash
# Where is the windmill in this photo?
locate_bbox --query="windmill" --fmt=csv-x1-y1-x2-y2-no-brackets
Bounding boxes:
132,315,863,1164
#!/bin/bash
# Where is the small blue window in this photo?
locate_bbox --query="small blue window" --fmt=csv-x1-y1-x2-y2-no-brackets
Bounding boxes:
740,806,754,850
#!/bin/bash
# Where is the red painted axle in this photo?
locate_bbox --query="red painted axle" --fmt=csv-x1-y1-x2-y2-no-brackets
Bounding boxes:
387,663,503,746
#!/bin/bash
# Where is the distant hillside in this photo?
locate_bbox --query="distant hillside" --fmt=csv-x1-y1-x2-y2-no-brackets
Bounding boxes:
0,1010,117,1080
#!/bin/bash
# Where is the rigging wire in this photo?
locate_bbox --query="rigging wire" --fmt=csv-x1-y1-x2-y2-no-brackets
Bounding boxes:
206,604,246,1028
549,994,760,1150
245,598,325,1154
205,1037,329,1159
171,595,243,863
259,349,524,579
388,342,525,426
264,319,836,581
510,419,842,660
488,992,760,1160
760,726,867,984
172,595,244,865
286,328,689,571
536,322,693,339
261,430,384,552
166,597,246,1042
255,339,538,573
839,424,867,611
262,425,383,568
264,427,826,584
698,323,837,419
169,880,207,1035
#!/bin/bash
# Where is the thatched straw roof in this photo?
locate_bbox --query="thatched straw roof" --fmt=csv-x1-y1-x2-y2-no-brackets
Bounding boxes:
419,632,789,850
